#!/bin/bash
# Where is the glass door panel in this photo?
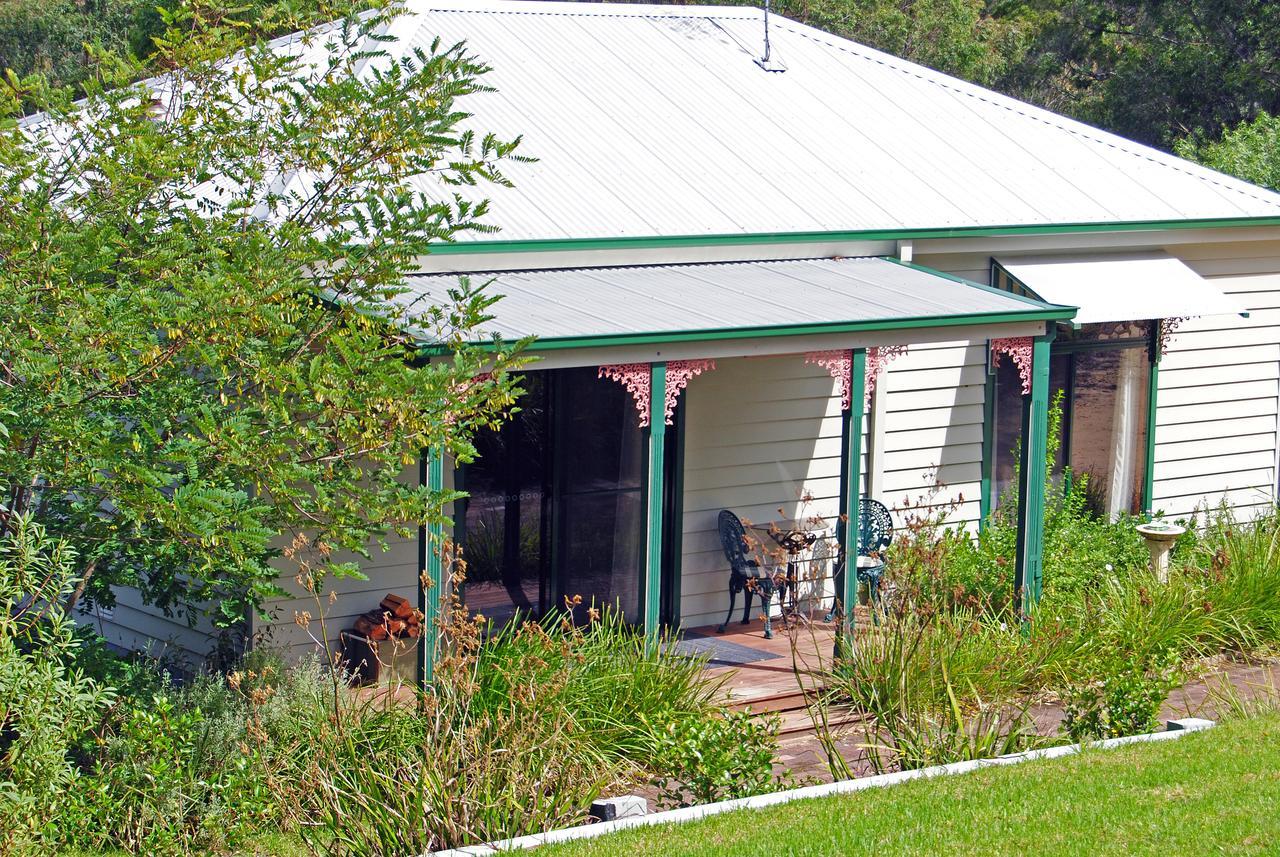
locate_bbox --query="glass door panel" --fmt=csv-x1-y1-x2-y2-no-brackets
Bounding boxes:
460,374,547,625
553,367,644,621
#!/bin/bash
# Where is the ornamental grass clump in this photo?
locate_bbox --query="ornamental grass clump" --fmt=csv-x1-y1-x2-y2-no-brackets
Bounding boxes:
302,576,746,854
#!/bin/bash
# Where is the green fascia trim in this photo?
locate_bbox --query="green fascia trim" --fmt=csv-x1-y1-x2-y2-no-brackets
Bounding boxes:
425,216,1280,257
882,256,1075,313
423,307,1077,356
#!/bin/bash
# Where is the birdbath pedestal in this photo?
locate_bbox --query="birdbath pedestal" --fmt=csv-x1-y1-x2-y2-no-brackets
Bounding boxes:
1135,521,1186,583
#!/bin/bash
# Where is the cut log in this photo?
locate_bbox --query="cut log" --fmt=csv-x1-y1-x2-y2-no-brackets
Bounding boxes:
380,593,414,619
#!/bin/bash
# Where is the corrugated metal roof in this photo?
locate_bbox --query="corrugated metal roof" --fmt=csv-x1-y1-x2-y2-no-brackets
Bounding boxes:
320,0,1280,242
401,256,1070,345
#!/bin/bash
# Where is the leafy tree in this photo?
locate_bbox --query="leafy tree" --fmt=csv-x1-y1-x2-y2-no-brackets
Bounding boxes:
1005,1,1280,149
0,1,526,629
0,516,114,852
0,0,148,98
1176,111,1280,192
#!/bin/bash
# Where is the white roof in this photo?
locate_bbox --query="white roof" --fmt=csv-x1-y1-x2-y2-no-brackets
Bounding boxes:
402,257,1069,346
339,0,1280,243
996,252,1246,325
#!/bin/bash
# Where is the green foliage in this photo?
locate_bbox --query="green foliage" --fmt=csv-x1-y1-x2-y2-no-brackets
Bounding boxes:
1177,110,1280,191
647,709,782,808
888,392,1150,613
471,609,721,764
302,607,737,852
833,508,1280,764
0,2,527,626
57,655,335,854
0,517,114,856
1063,643,1181,742
0,0,150,102
754,0,1044,88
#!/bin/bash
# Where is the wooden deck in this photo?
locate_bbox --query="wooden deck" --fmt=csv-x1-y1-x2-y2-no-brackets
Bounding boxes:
693,616,840,706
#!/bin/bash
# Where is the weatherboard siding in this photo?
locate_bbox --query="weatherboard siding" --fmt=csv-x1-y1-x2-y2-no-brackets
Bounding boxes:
677,355,851,629
674,339,986,630
1153,244,1280,520
88,586,223,667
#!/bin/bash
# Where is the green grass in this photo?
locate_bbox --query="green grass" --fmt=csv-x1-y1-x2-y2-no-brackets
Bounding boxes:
543,715,1280,857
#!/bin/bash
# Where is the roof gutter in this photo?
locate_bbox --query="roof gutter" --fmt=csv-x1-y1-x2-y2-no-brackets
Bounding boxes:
418,305,1077,356
424,216,1280,257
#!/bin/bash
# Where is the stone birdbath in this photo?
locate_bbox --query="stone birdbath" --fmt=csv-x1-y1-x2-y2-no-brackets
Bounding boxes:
1135,519,1186,583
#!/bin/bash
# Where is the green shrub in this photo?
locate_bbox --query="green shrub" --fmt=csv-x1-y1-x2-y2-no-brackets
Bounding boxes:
1063,644,1182,741
647,709,783,808
307,693,623,856
0,517,114,856
887,393,1151,613
58,654,334,855
833,506,1280,753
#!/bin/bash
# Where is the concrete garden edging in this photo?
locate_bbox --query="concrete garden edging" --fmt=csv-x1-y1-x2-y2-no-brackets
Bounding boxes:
430,717,1215,856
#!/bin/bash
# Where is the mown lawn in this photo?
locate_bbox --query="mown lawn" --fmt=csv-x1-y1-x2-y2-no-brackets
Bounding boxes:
543,715,1280,857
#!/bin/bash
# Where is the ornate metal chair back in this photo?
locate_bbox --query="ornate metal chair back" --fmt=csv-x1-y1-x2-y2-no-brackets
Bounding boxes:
858,498,894,558
717,509,755,578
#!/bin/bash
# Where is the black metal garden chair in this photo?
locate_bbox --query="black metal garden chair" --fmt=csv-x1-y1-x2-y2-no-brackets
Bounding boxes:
715,509,777,639
825,498,895,624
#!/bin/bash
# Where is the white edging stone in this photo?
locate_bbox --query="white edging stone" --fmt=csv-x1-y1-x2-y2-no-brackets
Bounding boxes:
430,719,1215,856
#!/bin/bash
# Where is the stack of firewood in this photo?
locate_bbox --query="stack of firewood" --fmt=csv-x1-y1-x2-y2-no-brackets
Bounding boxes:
351,593,421,641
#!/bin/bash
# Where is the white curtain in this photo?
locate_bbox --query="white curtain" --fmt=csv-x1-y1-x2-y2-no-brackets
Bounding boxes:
1107,348,1146,518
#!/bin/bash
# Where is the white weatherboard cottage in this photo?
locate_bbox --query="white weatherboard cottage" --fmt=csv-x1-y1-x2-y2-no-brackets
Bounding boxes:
97,1,1280,670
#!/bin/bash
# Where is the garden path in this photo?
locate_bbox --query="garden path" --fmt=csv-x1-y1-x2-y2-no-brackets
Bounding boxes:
692,618,1280,786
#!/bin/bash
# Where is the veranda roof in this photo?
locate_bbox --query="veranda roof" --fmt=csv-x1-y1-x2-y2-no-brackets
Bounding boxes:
405,257,1074,351
994,252,1247,325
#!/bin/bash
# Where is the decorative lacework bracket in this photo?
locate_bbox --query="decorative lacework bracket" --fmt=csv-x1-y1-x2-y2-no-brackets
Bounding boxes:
805,350,853,411
664,359,715,425
598,363,653,426
865,345,907,400
807,347,907,410
599,360,717,427
990,337,1035,395
1158,317,1187,357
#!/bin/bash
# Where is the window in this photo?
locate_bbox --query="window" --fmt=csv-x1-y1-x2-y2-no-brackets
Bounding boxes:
992,323,1153,518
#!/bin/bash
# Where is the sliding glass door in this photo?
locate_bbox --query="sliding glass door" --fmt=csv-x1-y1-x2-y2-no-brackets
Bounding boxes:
458,368,645,626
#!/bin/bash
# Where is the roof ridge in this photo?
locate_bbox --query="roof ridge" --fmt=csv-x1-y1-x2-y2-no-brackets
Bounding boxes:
770,17,1280,210
408,0,758,19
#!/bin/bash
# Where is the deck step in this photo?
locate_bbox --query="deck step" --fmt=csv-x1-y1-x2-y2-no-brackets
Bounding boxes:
726,688,814,714
727,688,865,737
772,704,866,737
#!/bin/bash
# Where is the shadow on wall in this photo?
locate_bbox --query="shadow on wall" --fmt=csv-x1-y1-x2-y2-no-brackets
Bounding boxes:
677,355,843,630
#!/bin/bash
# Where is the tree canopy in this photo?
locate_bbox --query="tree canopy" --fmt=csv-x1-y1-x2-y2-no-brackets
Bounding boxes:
0,2,525,628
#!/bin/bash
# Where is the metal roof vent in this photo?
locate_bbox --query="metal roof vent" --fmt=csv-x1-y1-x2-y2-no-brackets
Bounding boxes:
753,0,786,72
